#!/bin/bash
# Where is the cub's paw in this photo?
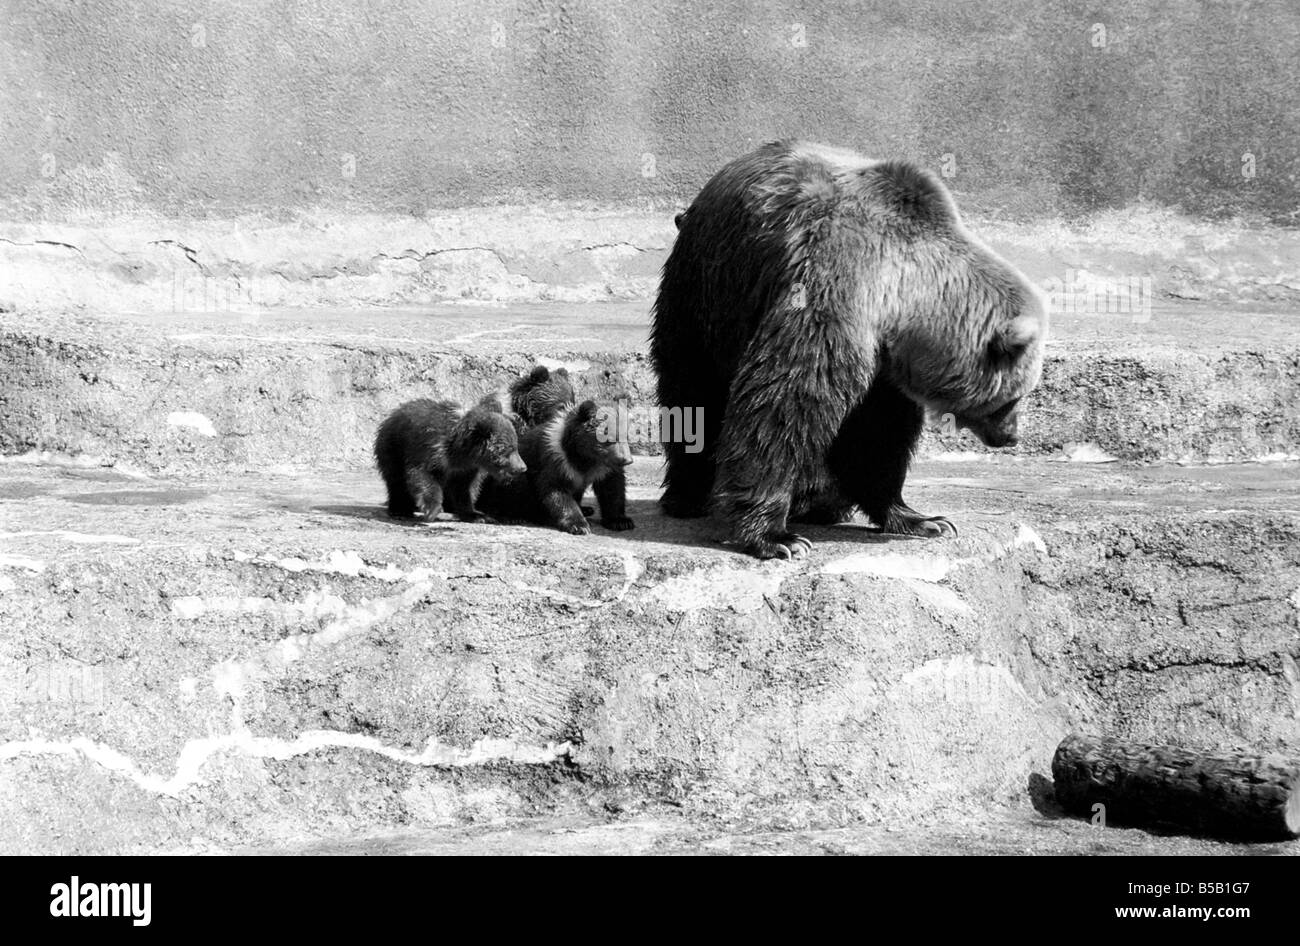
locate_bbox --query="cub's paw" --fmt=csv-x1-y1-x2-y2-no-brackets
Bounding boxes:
458,512,498,525
880,504,957,538
745,531,812,560
601,515,635,532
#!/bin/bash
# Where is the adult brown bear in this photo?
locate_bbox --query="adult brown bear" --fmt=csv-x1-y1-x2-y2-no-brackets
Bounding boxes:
651,140,1047,559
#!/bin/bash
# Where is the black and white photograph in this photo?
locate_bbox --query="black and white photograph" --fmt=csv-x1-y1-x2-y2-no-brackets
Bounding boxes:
0,0,1296,898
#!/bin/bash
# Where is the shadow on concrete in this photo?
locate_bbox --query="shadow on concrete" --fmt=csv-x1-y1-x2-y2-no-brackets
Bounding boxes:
1027,773,1065,820
312,496,966,557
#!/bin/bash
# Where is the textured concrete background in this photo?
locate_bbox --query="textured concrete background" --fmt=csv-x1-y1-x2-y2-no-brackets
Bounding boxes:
2,0,1298,221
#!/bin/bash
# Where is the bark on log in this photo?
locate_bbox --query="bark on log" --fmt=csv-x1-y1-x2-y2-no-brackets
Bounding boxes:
1052,733,1300,841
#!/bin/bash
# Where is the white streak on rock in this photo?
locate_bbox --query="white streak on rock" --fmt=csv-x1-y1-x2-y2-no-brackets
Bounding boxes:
643,566,788,613
0,553,46,572
0,732,572,798
1057,442,1118,463
166,411,217,438
822,524,1047,582
823,553,952,582
536,356,591,373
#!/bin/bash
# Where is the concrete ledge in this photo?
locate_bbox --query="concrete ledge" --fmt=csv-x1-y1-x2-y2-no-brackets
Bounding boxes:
2,302,1299,469
3,207,1300,312
2,458,1297,853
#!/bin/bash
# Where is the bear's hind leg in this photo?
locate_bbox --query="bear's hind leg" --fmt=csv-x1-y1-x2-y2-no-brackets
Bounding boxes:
830,377,956,539
405,467,443,519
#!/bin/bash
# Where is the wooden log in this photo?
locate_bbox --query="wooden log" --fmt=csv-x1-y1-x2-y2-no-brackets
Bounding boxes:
1052,733,1300,841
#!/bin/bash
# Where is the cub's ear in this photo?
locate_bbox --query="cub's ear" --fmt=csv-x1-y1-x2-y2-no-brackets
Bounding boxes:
988,315,1039,361
475,393,505,413
526,365,551,382
553,366,570,379
864,160,957,229
575,400,599,424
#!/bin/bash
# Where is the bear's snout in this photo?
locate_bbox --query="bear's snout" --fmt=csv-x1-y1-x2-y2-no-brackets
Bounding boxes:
980,427,1018,448
963,398,1020,448
506,453,527,473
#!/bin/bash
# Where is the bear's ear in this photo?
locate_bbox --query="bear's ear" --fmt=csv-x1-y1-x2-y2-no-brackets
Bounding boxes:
575,400,599,424
553,367,570,379
476,394,504,413
865,160,956,228
988,315,1039,361
526,365,550,382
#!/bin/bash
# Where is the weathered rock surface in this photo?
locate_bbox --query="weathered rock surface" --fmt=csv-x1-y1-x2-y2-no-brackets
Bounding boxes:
2,457,1297,854
3,302,1298,471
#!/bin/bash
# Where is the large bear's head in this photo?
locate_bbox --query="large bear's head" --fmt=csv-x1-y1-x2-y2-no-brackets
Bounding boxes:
862,161,1048,448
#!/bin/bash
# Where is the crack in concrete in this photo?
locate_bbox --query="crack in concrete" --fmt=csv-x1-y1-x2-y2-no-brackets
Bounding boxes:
0,237,85,257
0,732,574,798
148,239,208,275
581,242,650,253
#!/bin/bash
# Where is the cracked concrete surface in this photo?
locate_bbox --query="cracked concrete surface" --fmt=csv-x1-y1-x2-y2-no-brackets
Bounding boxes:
2,457,1298,854
3,205,1300,316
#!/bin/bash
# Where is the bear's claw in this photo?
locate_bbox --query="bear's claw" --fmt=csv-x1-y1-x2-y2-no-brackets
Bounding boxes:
881,504,958,538
747,532,813,560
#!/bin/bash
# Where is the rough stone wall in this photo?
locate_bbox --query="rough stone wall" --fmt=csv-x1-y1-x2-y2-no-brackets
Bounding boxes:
2,0,1297,221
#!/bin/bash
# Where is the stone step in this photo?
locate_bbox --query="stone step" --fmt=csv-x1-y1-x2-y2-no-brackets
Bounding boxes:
2,456,1297,853
2,301,1298,473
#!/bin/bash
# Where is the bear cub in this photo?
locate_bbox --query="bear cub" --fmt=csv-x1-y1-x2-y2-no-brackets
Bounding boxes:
480,400,634,534
509,365,576,427
374,395,526,523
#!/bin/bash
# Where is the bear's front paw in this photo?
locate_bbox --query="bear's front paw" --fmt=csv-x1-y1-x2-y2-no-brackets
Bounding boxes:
560,519,592,535
880,504,957,538
601,515,635,531
745,532,812,560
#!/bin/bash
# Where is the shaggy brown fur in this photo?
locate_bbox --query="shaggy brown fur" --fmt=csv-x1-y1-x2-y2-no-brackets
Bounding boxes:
479,400,633,534
651,140,1047,559
374,395,526,523
509,365,577,427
